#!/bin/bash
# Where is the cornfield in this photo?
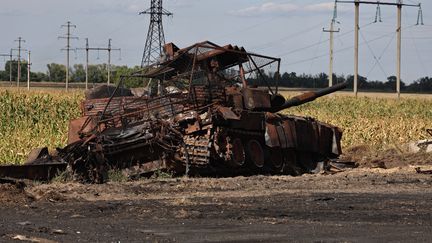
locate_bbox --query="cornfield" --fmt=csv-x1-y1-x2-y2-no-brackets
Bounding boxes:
0,89,82,164
0,89,430,165
283,94,432,150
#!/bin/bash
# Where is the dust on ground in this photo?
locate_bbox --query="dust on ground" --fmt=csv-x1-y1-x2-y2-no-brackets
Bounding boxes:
1,150,432,242
342,144,432,169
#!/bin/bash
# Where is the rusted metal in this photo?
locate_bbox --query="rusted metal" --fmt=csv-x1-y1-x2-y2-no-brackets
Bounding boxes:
0,163,67,181
6,40,347,183
415,167,432,174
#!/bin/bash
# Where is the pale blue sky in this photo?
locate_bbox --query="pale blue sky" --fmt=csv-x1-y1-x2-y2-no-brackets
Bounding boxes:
0,0,431,82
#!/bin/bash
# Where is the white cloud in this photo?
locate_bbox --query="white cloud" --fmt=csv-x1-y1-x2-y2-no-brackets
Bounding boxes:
231,2,344,17
304,3,335,12
230,3,299,17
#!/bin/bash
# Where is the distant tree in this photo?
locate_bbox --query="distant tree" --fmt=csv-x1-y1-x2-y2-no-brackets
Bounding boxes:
112,65,146,88
346,75,368,90
2,60,28,81
71,64,86,82
30,72,48,82
47,63,66,82
384,75,406,91
408,76,432,93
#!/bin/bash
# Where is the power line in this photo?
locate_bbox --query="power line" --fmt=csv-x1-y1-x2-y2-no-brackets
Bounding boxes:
250,20,328,51
308,31,324,75
58,21,78,91
278,21,374,58
408,22,428,77
366,31,396,77
77,38,121,89
284,27,408,67
336,0,424,98
359,29,388,78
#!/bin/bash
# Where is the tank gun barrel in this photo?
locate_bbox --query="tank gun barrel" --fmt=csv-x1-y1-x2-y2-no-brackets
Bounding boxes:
273,82,347,112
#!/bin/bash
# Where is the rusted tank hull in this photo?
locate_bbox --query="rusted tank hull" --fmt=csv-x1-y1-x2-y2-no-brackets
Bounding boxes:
4,41,347,183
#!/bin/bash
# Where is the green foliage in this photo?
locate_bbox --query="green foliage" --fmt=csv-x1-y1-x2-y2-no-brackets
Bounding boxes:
252,72,432,93
0,61,48,82
113,65,149,88
107,169,128,182
282,94,432,150
51,169,73,183
72,64,86,82
0,89,82,164
151,170,174,179
47,63,66,82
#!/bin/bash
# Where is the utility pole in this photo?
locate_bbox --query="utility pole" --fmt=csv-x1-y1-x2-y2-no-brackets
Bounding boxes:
78,38,121,88
396,1,402,99
85,38,89,90
14,37,26,88
323,1,340,87
59,21,78,91
0,50,13,84
337,0,422,98
27,51,31,90
354,0,359,97
140,0,173,67
107,39,121,85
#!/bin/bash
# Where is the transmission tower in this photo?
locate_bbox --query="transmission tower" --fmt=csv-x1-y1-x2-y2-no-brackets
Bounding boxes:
140,0,173,67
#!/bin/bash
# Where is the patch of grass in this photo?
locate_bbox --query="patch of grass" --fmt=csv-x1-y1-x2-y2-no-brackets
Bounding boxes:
108,169,128,183
51,169,73,183
151,170,174,179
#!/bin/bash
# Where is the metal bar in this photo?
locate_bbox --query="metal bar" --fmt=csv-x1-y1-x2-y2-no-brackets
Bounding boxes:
337,1,419,7
86,38,89,90
27,51,30,90
276,60,281,94
0,163,67,181
197,43,281,62
248,54,275,95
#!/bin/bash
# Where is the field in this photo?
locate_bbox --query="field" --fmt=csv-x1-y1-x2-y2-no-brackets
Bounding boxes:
0,88,431,164
0,89,82,164
1,88,432,242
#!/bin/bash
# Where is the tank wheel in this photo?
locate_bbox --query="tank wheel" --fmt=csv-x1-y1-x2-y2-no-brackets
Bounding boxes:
282,149,303,176
247,140,265,168
268,148,284,171
230,138,246,167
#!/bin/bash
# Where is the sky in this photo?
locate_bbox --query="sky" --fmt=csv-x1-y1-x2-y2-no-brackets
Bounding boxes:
0,0,431,83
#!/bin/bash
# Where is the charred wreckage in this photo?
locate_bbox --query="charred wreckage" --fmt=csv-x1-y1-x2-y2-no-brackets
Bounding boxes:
0,41,348,183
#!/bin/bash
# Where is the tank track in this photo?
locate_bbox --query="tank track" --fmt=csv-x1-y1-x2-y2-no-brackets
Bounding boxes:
180,132,213,169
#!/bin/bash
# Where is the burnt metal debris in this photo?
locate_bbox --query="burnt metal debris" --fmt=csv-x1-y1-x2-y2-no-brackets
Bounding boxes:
0,41,347,183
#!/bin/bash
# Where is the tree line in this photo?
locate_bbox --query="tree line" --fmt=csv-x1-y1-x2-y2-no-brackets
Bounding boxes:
249,71,432,93
0,61,143,87
1,61,432,93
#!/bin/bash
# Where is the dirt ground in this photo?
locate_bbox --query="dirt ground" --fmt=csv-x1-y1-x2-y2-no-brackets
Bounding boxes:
1,149,432,243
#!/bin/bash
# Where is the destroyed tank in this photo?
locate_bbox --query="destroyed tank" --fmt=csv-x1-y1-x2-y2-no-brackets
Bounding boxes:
61,41,347,182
